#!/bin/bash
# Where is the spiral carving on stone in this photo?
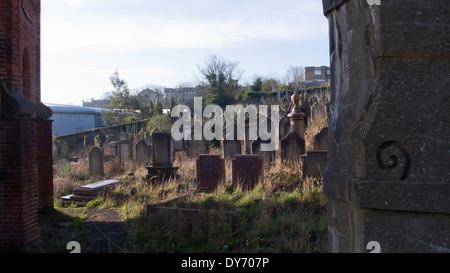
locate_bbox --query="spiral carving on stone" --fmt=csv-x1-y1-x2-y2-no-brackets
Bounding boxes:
376,141,411,180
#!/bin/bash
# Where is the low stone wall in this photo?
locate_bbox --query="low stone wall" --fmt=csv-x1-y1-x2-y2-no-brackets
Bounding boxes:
54,120,147,157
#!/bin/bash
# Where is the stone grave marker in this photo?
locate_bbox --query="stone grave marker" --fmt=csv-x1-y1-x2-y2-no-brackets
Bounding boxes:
251,137,275,164
186,139,209,158
107,141,119,157
146,131,178,180
232,154,263,190
118,131,128,141
280,132,305,163
222,139,242,159
118,140,132,162
88,147,104,177
314,127,328,151
55,158,71,177
305,151,328,178
279,116,290,140
135,140,149,163
60,179,122,203
196,154,225,192
222,123,242,159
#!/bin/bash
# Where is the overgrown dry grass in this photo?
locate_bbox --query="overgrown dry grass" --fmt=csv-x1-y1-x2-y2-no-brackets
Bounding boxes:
50,101,329,253
52,145,327,253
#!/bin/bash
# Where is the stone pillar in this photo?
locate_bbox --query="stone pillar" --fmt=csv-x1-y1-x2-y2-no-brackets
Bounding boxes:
322,0,450,252
287,90,305,139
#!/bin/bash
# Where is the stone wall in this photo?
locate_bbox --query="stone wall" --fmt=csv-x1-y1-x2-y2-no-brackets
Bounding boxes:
322,0,450,253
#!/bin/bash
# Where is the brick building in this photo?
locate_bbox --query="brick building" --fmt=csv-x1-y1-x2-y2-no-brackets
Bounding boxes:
0,0,54,251
305,66,330,81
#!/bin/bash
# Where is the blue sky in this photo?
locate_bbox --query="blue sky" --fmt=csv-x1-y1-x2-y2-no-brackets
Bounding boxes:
41,0,329,106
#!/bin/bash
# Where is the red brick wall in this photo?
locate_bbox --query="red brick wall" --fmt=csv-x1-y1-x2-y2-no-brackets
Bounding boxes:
0,0,40,103
0,118,39,250
0,0,50,251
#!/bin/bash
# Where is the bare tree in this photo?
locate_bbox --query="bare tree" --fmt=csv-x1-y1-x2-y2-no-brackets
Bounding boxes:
196,54,244,96
286,65,305,84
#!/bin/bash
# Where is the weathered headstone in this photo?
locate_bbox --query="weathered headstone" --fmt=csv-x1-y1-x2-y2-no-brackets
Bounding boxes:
173,138,185,151
279,116,290,140
222,123,242,159
135,140,149,163
186,139,209,158
322,0,450,253
88,147,104,177
107,141,119,157
251,137,275,164
222,139,242,159
118,140,132,162
196,154,225,192
232,154,263,190
55,158,71,177
305,151,328,178
60,140,70,160
118,131,128,141
146,131,178,180
313,127,328,151
60,180,122,203
280,132,305,163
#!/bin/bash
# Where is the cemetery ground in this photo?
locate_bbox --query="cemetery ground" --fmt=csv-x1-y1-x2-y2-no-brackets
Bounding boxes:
33,147,327,253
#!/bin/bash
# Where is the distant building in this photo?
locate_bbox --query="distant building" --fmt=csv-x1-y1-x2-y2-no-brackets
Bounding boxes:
137,88,162,106
288,80,330,90
82,98,110,108
48,104,106,136
163,86,206,108
305,66,330,81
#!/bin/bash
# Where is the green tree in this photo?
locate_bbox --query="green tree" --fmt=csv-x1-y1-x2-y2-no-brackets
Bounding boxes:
145,114,172,133
261,78,278,93
248,77,262,92
169,96,177,115
102,69,140,126
197,54,243,108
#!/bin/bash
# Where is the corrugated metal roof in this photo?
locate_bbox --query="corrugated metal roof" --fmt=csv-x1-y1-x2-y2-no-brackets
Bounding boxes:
46,103,106,114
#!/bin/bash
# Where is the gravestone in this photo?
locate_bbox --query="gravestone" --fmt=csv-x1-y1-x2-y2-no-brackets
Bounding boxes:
186,139,209,158
146,131,178,180
118,140,132,162
88,147,104,177
305,151,328,178
322,0,450,253
280,132,305,163
196,154,225,192
107,141,119,157
106,134,117,144
118,131,128,141
135,140,149,163
314,127,328,151
173,138,185,151
60,180,122,203
55,159,71,177
251,137,275,164
279,116,290,140
222,123,242,159
232,154,263,190
60,140,70,160
222,139,242,159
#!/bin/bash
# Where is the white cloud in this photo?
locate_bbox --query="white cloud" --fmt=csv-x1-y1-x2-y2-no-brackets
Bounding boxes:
42,16,325,53
66,0,81,6
41,0,327,54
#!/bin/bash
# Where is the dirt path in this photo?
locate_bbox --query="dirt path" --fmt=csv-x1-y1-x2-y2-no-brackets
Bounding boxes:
81,208,128,253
